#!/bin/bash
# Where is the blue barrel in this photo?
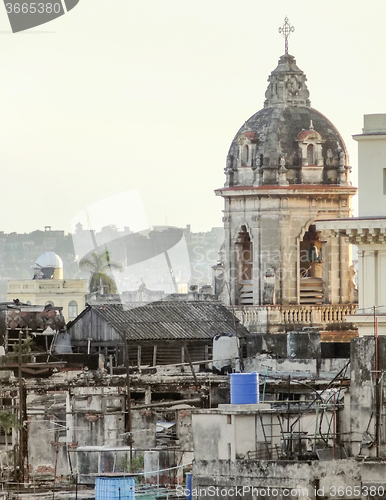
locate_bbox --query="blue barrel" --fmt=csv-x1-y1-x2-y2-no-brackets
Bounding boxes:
95,476,135,500
186,473,192,500
230,372,259,404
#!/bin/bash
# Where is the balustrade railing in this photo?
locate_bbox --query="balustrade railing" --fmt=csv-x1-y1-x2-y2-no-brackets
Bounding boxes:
231,304,358,327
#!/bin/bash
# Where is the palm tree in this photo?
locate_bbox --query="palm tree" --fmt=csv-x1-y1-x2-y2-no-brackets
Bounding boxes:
79,250,123,294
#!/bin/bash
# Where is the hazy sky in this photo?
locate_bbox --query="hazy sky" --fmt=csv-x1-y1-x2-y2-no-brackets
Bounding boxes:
0,0,384,235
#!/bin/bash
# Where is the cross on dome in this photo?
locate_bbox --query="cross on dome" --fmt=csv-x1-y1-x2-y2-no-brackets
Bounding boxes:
278,16,295,55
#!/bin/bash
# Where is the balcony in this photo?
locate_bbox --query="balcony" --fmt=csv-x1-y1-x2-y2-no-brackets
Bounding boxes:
231,304,358,333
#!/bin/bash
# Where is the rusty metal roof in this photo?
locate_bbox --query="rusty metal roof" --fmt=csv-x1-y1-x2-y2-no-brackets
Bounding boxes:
72,301,248,341
295,129,315,141
0,302,65,333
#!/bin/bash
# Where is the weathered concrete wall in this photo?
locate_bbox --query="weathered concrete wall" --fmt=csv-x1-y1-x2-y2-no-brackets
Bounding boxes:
246,333,287,358
27,390,70,479
350,337,386,458
234,414,256,459
77,446,141,484
177,408,193,452
193,413,231,461
192,458,361,500
27,384,158,481
244,356,348,378
132,410,157,449
287,330,320,359
192,405,338,465
210,383,230,406
145,449,184,486
28,417,68,479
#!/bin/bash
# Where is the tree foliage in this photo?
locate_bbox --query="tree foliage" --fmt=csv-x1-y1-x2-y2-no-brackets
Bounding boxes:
121,453,144,474
12,337,34,355
79,251,122,294
0,411,20,449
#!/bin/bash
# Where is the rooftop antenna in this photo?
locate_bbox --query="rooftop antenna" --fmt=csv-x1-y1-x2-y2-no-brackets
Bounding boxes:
278,16,295,55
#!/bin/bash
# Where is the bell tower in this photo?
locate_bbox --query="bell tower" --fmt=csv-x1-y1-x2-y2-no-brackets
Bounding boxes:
215,20,357,333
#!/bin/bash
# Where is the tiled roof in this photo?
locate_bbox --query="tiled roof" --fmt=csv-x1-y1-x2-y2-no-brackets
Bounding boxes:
245,131,259,142
295,129,314,141
89,301,248,341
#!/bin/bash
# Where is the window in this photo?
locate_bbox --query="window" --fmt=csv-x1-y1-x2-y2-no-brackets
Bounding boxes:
45,301,54,307
242,145,249,165
307,144,314,165
384,168,386,194
68,300,78,318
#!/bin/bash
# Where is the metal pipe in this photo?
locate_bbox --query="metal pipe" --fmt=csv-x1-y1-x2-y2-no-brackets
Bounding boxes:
18,330,24,484
332,391,336,460
123,339,132,465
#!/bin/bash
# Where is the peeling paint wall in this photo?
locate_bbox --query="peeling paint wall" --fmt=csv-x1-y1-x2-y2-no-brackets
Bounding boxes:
132,410,156,449
27,384,158,481
349,336,386,458
192,459,363,500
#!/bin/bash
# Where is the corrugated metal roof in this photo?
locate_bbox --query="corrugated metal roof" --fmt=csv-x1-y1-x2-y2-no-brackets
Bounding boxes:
88,301,248,341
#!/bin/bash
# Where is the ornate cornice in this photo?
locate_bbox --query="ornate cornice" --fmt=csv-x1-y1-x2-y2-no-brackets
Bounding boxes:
215,185,357,196
343,227,386,245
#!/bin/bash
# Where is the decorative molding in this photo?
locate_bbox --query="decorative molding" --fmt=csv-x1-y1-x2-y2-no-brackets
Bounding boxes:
340,227,386,245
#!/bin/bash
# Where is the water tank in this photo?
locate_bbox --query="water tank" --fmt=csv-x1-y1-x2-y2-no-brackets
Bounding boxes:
213,334,240,374
186,473,192,500
230,372,259,404
95,476,135,500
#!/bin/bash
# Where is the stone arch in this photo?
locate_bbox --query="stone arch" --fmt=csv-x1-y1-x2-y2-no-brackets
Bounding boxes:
234,224,253,305
297,219,314,241
299,223,323,276
296,219,325,304
297,222,324,304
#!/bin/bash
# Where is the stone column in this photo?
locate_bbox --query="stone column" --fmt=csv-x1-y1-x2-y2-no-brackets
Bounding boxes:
339,235,350,303
222,214,234,305
251,218,261,305
279,215,296,304
358,249,365,310
328,233,340,304
378,249,386,313
363,249,376,308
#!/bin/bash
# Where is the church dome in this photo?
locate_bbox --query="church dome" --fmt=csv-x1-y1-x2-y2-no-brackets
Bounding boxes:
225,54,350,187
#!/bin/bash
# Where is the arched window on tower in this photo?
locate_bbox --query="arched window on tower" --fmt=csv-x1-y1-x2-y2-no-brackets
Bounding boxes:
307,144,314,165
68,300,78,318
295,127,326,176
299,224,324,305
235,225,253,305
242,145,249,166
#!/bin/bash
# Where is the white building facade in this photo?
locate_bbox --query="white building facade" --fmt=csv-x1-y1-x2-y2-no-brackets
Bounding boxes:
317,114,386,335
